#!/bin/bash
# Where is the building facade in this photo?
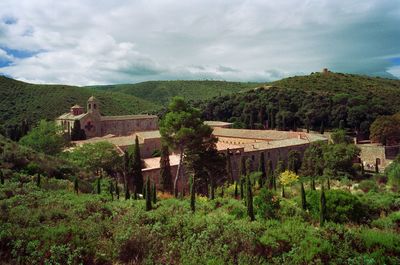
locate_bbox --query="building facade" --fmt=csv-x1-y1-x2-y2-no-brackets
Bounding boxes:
56,96,158,138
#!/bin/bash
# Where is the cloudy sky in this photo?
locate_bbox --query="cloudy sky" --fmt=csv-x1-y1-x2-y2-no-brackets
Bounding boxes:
0,0,399,85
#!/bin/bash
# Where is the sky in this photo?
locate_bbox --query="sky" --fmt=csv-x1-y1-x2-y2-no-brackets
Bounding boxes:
0,0,399,85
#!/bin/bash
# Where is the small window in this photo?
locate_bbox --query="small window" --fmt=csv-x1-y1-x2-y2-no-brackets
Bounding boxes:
88,104,91,109
94,104,97,109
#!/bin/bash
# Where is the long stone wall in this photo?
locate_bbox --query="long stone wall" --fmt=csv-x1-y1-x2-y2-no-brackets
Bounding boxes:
100,118,158,136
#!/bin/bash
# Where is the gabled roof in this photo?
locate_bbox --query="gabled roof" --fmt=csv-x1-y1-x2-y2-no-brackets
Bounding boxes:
57,112,88,121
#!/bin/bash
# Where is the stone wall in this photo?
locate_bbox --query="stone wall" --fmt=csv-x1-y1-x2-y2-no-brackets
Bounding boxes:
100,117,158,136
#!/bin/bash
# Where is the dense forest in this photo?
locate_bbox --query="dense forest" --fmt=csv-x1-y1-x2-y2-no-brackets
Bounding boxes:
198,72,400,137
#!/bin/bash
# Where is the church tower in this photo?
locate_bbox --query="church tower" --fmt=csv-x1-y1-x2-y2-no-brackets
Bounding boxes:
87,96,100,116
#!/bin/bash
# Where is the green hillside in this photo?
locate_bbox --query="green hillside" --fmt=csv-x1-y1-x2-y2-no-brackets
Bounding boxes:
0,76,160,132
200,72,400,134
89,80,259,105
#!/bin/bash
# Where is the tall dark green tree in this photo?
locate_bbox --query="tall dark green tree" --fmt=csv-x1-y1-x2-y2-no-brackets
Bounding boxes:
320,121,325,134
109,181,114,201
245,158,253,176
145,177,152,211
74,176,79,194
36,173,41,188
226,149,234,184
301,142,325,190
259,153,266,187
300,182,307,210
287,150,302,174
70,120,86,141
320,185,327,226
0,170,4,185
125,183,130,200
115,181,120,200
152,183,157,204
234,181,238,198
240,178,244,200
246,175,255,221
159,145,173,193
239,156,247,177
190,175,195,213
132,136,144,195
96,177,101,194
266,160,274,189
275,159,285,191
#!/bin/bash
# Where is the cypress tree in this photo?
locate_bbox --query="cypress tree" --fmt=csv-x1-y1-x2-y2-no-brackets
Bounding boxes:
159,145,173,193
301,182,307,210
246,175,255,221
339,120,345,130
190,175,195,213
226,149,234,184
132,136,144,195
74,176,79,194
234,181,238,198
275,159,285,191
36,173,41,188
375,161,379,173
271,111,275,129
145,177,152,211
320,121,325,134
267,160,274,189
220,186,224,198
311,179,316,190
152,182,157,204
109,181,114,201
240,177,244,200
281,185,285,198
96,177,101,194
125,184,130,200
239,156,247,177
115,181,120,200
327,177,331,190
0,170,4,185
70,120,86,141
210,178,215,200
245,158,253,176
259,153,266,187
320,185,327,226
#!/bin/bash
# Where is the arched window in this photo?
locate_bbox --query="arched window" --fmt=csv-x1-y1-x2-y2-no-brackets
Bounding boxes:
88,104,91,109
94,104,97,109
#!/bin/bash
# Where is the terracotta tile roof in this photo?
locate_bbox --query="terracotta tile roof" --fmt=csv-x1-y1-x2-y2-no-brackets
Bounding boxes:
57,112,88,120
213,128,299,140
73,134,143,147
142,154,180,171
135,130,161,140
101,114,157,121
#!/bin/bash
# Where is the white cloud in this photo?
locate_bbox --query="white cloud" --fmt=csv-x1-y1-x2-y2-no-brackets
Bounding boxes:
0,0,399,85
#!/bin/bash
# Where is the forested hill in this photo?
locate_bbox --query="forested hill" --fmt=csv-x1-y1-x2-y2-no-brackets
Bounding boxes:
0,76,159,133
199,72,400,135
88,80,258,105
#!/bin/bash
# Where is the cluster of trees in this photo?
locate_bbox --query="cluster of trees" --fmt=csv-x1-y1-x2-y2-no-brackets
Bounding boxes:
370,113,400,145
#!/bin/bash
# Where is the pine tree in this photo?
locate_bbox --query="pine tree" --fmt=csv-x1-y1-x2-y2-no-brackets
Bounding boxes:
320,185,327,226
246,175,255,221
152,182,157,204
115,181,120,200
132,136,144,195
320,121,325,134
239,156,247,177
226,149,234,184
109,181,114,201
70,120,86,141
301,182,307,210
96,177,101,194
36,173,41,188
259,153,266,187
267,160,274,189
240,177,244,200
159,145,173,193
125,184,130,200
234,181,238,198
190,175,195,213
0,170,4,185
145,177,152,211
74,176,79,194
339,120,345,130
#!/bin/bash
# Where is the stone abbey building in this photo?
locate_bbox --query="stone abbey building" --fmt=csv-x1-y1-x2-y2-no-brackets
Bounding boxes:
56,96,158,138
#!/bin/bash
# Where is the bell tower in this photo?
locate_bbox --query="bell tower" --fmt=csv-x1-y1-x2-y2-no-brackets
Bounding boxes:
87,96,100,116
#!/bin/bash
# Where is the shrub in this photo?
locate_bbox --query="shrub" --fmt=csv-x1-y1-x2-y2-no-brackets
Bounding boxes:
254,188,280,220
306,190,365,223
356,179,378,193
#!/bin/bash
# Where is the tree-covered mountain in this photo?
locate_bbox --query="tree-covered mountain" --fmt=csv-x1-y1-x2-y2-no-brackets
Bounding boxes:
0,76,160,135
89,80,258,105
199,72,400,137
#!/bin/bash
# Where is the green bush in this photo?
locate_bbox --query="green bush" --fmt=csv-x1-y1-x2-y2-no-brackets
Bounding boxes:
371,211,400,230
254,188,280,220
306,190,365,223
356,179,378,193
